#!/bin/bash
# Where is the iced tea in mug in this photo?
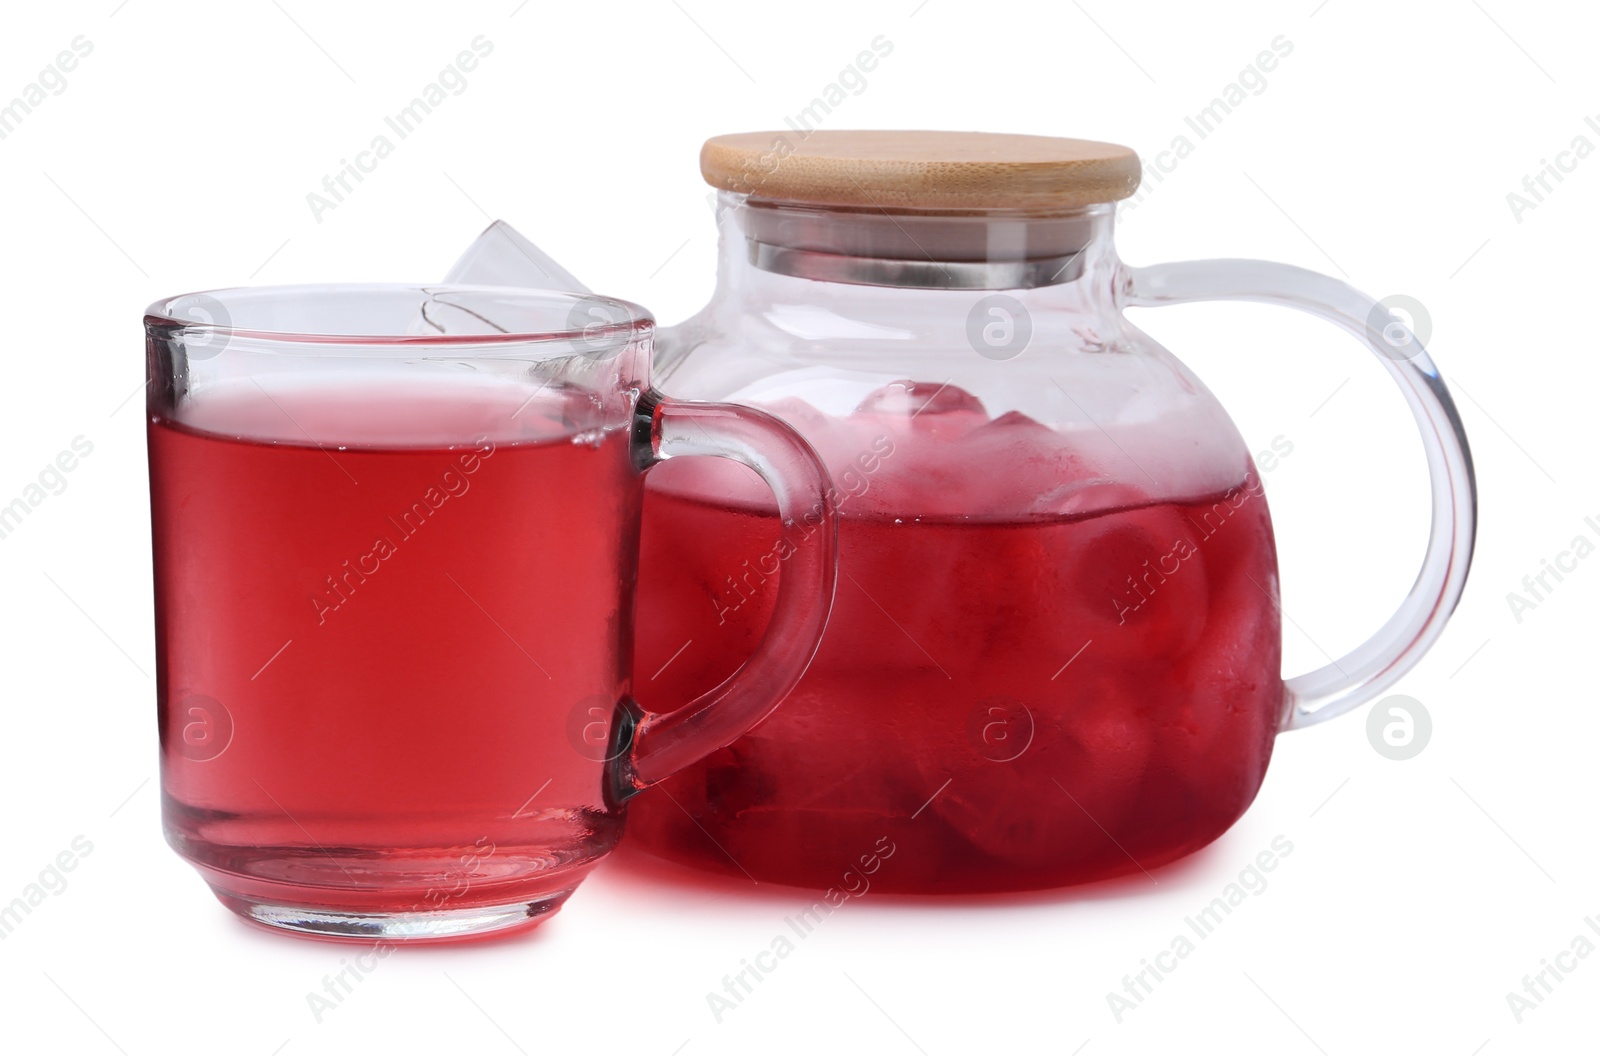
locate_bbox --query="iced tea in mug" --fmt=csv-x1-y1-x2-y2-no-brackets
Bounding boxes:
146,285,836,940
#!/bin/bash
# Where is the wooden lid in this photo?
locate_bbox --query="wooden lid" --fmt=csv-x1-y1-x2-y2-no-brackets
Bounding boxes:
701,131,1141,211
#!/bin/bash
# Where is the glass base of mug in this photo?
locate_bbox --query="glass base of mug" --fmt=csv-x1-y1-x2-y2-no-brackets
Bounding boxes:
215,889,575,942
167,810,616,943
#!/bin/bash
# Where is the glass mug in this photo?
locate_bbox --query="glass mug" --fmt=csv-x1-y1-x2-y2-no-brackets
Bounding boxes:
144,285,837,941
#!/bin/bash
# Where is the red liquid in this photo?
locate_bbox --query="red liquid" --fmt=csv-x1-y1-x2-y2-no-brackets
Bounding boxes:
630,388,1282,892
149,381,638,915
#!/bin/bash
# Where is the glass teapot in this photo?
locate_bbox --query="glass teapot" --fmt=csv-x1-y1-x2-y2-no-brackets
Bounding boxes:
616,131,1475,893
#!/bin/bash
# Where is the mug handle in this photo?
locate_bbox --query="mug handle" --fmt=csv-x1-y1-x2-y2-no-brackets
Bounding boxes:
610,390,839,799
1119,260,1476,731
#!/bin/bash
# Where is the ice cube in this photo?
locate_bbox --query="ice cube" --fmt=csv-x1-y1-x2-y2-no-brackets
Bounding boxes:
853,379,988,425
1044,501,1211,664
954,410,1102,517
445,220,590,292
406,221,591,336
928,691,1152,868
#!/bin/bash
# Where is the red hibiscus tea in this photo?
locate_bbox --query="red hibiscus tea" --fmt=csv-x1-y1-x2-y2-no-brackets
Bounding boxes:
149,379,640,921
628,387,1284,892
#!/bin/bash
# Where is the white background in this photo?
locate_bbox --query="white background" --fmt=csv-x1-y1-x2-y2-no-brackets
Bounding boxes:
0,0,1594,1052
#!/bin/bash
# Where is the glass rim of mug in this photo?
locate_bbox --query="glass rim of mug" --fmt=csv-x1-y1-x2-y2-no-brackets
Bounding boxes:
144,283,653,353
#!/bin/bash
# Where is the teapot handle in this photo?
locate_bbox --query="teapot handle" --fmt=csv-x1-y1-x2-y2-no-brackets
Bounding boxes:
1119,260,1476,731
